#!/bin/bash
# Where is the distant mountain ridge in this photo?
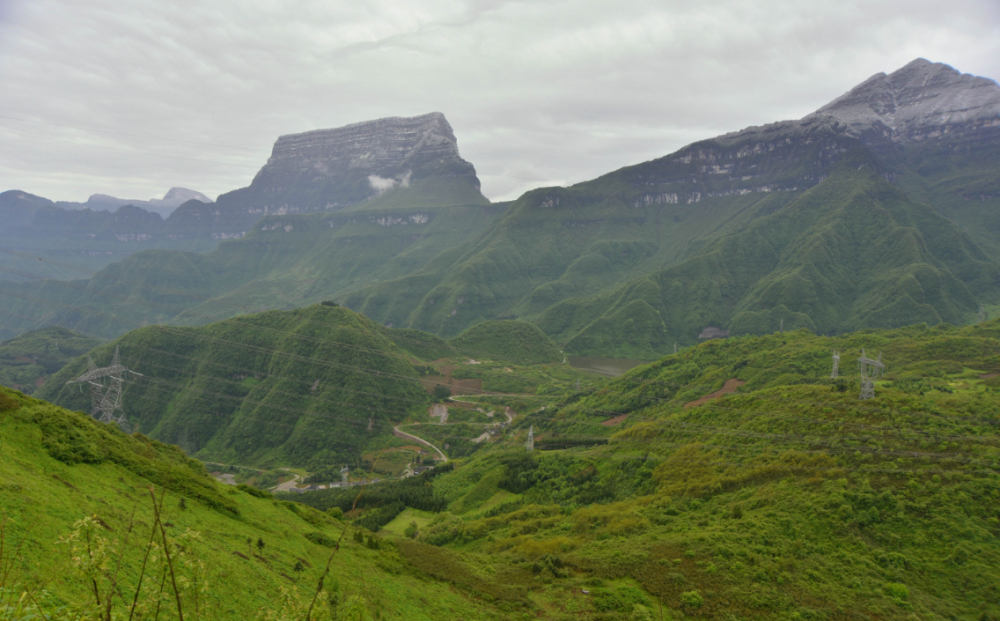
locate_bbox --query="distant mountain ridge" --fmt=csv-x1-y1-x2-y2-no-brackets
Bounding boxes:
1,60,999,357
343,59,1000,354
57,186,213,218
0,113,487,283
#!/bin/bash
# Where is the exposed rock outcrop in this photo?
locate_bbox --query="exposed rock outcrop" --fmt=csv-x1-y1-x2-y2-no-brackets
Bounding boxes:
211,112,483,226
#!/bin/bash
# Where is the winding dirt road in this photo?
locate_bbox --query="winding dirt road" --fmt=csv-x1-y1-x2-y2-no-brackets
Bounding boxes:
393,425,448,462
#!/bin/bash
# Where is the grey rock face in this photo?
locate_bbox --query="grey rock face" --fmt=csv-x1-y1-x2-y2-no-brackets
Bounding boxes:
203,112,484,232
252,111,478,192
615,59,1000,207
811,58,1000,140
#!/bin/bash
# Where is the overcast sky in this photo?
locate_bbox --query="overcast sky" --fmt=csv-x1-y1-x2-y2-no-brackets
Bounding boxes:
1,0,998,204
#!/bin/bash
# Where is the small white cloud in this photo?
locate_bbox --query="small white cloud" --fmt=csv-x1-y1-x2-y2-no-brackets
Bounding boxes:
368,174,397,194
398,170,411,188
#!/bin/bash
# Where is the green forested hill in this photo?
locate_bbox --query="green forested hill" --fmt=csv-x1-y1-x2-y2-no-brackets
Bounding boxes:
0,387,501,620
0,326,101,394
35,304,431,467
451,320,563,364
285,319,1000,619
539,151,1000,358
0,200,503,340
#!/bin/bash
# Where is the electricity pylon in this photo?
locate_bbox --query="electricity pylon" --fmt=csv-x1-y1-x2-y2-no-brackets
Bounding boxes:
340,465,349,483
526,426,534,452
857,349,885,400
831,350,840,379
67,346,139,434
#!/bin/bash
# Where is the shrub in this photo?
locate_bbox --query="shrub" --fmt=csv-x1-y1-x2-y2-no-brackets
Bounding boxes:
238,483,270,499
432,384,452,401
305,531,337,548
0,391,20,412
885,583,909,601
680,591,704,608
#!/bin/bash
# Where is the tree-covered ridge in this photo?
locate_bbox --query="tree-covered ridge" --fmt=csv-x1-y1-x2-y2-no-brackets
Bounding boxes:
36,304,431,468
540,150,1000,358
0,200,504,341
0,386,502,620
0,326,101,394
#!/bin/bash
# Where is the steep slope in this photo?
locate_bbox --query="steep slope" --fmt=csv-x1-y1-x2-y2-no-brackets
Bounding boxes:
183,111,486,233
343,59,1000,344
542,150,999,357
0,326,101,394
0,387,500,620
35,304,430,467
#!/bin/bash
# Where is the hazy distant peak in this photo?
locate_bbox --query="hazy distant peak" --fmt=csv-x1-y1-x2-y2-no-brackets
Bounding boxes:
159,187,212,206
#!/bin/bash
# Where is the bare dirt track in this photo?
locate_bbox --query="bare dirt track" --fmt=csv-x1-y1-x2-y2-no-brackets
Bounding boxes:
685,378,745,408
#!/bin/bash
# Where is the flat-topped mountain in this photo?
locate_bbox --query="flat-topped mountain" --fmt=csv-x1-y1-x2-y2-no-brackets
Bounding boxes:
213,112,486,223
252,112,479,197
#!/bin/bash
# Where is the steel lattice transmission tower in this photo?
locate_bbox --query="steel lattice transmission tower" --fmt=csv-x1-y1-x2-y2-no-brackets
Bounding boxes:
526,425,534,452
67,346,140,434
831,350,840,379
857,349,885,400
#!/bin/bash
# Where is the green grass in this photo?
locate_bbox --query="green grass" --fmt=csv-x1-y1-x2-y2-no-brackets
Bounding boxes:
378,508,437,538
278,317,1000,619
0,386,501,620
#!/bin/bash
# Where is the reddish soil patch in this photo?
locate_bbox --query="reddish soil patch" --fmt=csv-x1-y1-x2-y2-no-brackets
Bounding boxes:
685,378,746,408
420,374,448,394
450,378,483,395
601,414,629,426
981,373,999,379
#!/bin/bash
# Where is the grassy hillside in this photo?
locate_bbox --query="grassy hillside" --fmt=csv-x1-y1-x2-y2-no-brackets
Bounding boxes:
0,326,101,394
285,319,1000,619
451,320,563,364
0,386,501,620
541,150,1000,358
36,304,431,468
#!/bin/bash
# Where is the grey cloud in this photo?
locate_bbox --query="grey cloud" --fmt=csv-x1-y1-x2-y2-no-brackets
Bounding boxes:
0,0,997,203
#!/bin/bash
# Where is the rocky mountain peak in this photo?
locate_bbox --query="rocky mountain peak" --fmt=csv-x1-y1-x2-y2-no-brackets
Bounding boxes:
248,112,480,195
810,58,1000,138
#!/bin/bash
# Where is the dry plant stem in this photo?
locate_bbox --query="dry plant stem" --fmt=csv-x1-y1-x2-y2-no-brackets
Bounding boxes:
129,487,166,621
153,570,168,621
84,524,102,609
148,486,184,621
99,502,138,621
305,448,387,620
